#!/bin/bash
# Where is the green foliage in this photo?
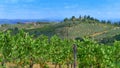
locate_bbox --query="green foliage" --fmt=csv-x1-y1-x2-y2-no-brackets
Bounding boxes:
77,38,118,68
1,24,9,27
0,30,120,68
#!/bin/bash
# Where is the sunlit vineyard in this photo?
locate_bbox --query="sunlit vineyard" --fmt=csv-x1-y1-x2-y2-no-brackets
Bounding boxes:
55,22,116,39
0,30,120,68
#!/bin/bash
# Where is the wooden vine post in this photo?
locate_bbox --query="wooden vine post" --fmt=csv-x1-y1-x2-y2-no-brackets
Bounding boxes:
73,44,77,68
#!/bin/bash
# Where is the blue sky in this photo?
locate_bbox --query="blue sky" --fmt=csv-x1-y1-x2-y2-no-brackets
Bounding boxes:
0,0,120,20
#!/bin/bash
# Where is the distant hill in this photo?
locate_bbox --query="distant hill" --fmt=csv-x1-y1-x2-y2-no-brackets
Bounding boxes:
0,19,62,24
0,19,40,24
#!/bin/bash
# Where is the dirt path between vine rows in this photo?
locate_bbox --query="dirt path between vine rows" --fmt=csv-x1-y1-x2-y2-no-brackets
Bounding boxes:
1,62,70,68
90,30,108,37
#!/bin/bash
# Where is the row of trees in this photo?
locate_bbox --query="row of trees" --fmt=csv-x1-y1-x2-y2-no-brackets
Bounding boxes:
100,34,120,45
64,15,99,22
63,15,120,26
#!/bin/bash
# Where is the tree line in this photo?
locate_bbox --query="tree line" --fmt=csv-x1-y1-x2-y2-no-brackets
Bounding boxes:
63,15,120,26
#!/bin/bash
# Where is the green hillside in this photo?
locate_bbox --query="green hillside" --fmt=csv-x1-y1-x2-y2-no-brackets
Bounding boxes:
0,16,120,44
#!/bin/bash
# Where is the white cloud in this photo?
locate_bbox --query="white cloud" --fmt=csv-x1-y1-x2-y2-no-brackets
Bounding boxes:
64,4,79,9
3,0,34,3
5,0,18,3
